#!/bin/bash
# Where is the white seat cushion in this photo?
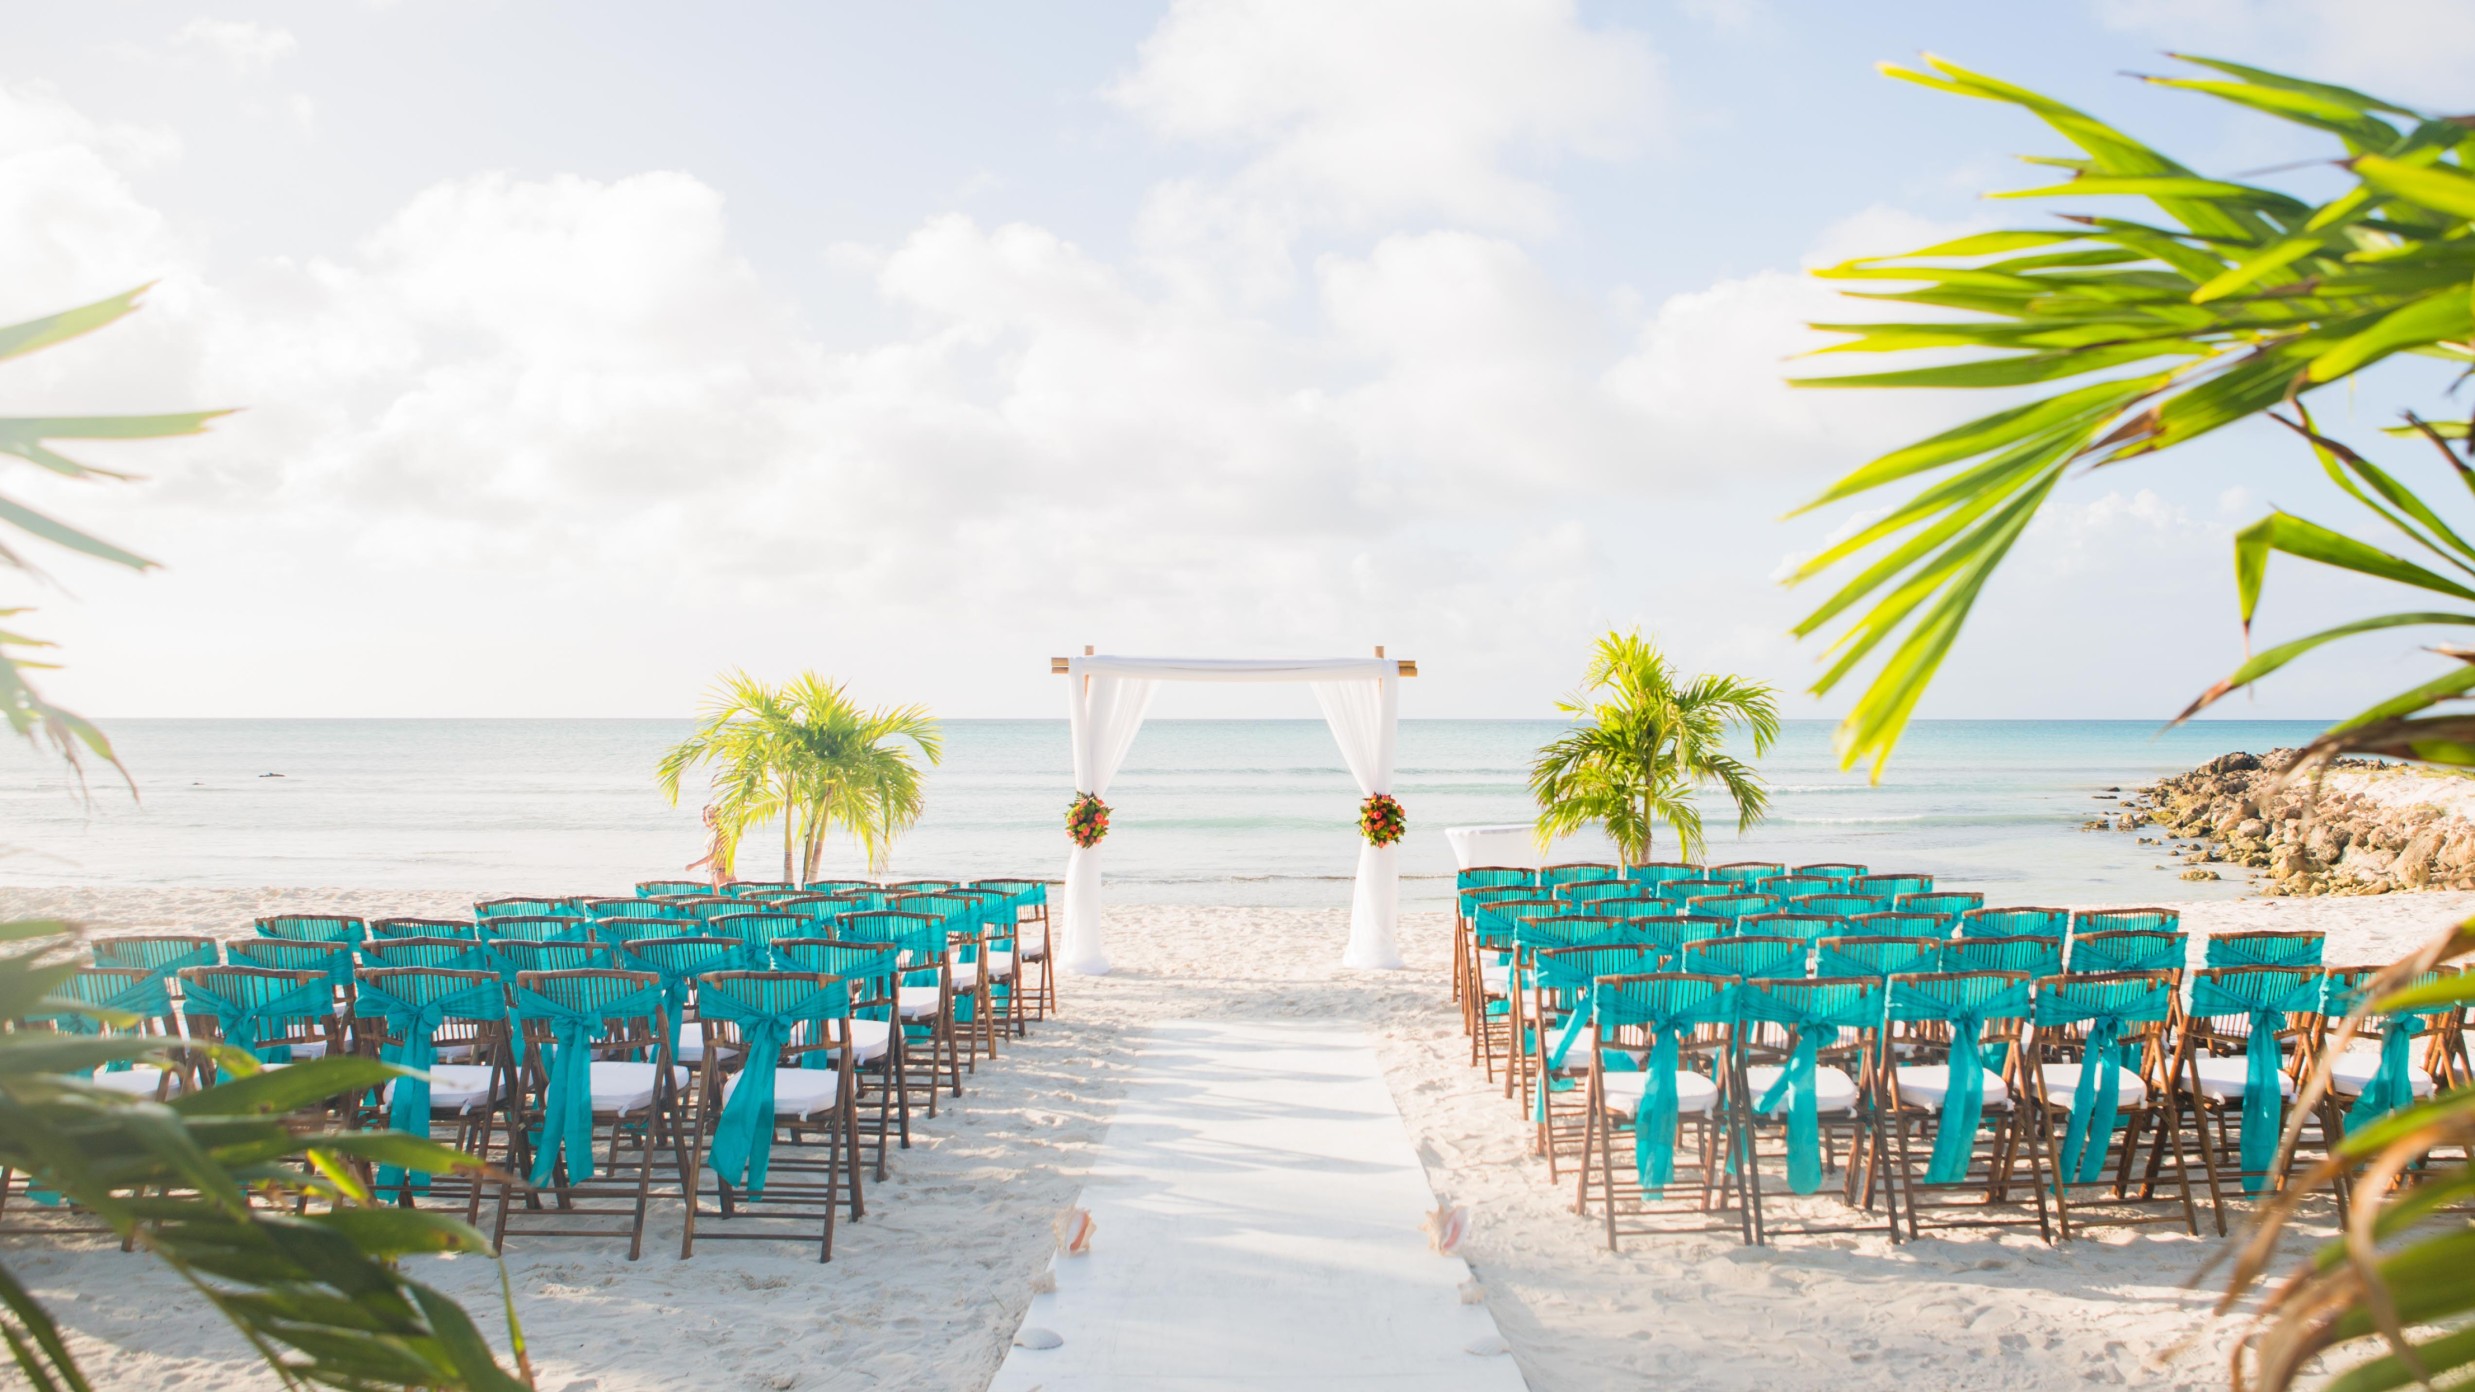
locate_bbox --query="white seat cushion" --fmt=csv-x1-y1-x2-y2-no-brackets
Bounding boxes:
672,1038,739,1065
948,959,982,989
821,1017,893,1063
986,951,1016,979
897,985,943,1019
2188,1054,2296,1101
287,1039,331,1060
589,1061,687,1116
2039,1062,2148,1107
88,1065,172,1098
723,1066,841,1120
1895,1064,2009,1110
1745,1064,1860,1116
380,1064,498,1114
2330,1047,2437,1100
1479,959,1512,995
1599,1070,1720,1118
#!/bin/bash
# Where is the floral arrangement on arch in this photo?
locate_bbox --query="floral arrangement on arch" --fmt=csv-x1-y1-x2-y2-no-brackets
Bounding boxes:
1066,792,1112,849
1358,792,1406,847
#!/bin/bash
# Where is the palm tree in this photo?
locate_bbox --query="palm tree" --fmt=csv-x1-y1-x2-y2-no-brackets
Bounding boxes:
656,672,941,882
777,673,941,881
1528,632,1779,866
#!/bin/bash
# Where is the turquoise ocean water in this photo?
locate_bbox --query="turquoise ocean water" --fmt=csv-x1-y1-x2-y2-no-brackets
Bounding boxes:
0,719,2328,907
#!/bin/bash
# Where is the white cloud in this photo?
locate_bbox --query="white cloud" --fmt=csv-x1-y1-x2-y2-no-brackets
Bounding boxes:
0,11,1974,721
170,18,299,75
2093,0,2475,108
1112,0,1661,302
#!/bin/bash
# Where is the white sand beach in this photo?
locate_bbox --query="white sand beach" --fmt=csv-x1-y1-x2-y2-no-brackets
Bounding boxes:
7,886,2472,1391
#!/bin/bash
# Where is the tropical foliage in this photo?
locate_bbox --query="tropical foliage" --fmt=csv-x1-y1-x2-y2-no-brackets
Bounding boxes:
656,671,942,881
1529,632,1778,865
0,291,526,1389
1790,57,2475,1392
1,286,226,786
1786,54,2475,778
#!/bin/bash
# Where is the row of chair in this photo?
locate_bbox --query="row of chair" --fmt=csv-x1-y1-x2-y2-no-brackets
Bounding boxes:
1450,863,2439,1250
5,874,1062,1262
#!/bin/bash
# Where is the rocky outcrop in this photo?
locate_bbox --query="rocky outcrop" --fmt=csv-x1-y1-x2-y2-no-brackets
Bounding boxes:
2090,749,2475,896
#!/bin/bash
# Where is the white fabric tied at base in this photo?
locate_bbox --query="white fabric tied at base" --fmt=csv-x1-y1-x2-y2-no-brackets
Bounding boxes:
1057,654,1405,975
1313,671,1402,970
1061,664,1159,976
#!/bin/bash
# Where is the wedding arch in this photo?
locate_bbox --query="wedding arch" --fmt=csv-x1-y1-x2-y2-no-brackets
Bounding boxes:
1049,650,1417,975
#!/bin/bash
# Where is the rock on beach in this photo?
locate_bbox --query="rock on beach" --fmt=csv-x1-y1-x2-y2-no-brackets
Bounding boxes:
2102,749,2475,897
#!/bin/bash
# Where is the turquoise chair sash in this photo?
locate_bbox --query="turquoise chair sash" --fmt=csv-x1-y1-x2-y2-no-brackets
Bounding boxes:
180,972,335,1074
40,971,173,1071
636,880,709,898
258,916,363,945
774,940,900,1025
1623,863,1697,887
229,939,355,993
91,937,217,981
1743,979,1882,1194
2068,931,2186,975
1743,914,1844,945
1815,937,1940,980
1900,892,1984,917
2075,908,2178,935
1679,937,1807,981
2189,968,2325,1190
1654,878,1733,904
617,938,741,1058
1960,907,2067,939
2205,934,2323,968
356,971,505,1192
1592,976,1736,1197
508,976,667,1186
2035,976,2171,1185
1847,912,1947,938
1798,894,1887,919
2325,972,2444,1131
369,918,478,942
363,939,494,972
1887,974,2035,1183
1942,936,2062,978
698,973,850,1198
1687,894,1783,925
1530,947,1665,1122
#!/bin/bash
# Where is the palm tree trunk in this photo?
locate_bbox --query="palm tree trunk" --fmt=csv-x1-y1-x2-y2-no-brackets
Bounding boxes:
800,804,825,883
781,776,798,883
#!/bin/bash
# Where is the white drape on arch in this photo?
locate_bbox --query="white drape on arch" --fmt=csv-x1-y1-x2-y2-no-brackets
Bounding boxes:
1058,654,1404,975
1312,672,1402,969
1061,668,1159,976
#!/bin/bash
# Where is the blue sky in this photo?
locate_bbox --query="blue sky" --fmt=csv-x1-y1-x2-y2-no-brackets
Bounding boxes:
4,0,2469,732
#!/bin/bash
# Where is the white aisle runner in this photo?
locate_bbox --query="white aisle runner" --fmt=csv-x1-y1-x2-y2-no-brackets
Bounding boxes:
991,1019,1528,1391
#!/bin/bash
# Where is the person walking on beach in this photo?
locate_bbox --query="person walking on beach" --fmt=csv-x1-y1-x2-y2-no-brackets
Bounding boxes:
687,804,733,888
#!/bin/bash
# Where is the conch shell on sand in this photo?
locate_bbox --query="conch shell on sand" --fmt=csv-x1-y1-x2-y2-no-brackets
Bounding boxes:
1054,1206,1096,1256
1423,1203,1468,1255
